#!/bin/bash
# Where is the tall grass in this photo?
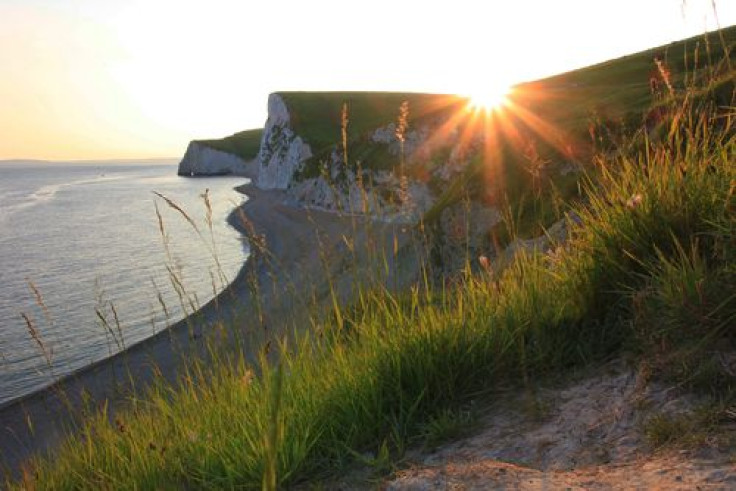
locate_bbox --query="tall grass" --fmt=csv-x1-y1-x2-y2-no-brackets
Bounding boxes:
10,59,736,490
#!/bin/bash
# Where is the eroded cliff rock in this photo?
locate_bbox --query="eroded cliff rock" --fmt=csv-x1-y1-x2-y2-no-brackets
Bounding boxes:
255,94,313,189
177,142,248,176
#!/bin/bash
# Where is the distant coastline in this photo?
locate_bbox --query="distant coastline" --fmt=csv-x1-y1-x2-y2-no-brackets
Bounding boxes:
0,158,180,166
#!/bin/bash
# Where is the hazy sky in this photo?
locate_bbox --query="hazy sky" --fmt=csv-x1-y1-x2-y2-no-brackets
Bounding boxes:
1,0,734,160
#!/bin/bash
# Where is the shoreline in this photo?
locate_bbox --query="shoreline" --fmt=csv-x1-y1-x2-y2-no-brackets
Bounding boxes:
0,173,303,477
0,187,255,478
0,165,418,480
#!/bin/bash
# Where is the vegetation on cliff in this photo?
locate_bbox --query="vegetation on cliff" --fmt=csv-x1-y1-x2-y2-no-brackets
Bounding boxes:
197,128,264,161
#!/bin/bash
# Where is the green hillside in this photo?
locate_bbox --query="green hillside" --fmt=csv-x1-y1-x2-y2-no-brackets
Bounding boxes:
278,92,470,180
280,91,467,152
273,26,734,167
197,128,263,161
421,26,736,236
532,25,735,128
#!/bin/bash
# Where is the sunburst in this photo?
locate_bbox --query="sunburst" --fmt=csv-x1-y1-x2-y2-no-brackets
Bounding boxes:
466,83,511,112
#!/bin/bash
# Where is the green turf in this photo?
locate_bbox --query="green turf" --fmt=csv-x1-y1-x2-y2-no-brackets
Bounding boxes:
197,128,264,161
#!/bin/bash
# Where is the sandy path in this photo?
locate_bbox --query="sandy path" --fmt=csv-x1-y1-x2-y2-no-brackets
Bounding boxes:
324,360,736,489
0,173,417,480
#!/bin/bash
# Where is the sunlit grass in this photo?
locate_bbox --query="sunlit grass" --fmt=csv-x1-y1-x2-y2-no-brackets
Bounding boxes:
11,89,736,487
7,26,736,488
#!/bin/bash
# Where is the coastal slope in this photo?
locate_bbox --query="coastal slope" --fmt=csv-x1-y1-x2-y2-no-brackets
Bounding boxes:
177,128,262,176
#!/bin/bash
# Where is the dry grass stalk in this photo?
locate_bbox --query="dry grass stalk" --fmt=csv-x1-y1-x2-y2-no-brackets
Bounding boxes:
21,312,52,368
27,279,53,329
396,101,410,206
341,102,349,168
109,302,125,350
95,308,122,352
655,57,675,97
153,191,200,236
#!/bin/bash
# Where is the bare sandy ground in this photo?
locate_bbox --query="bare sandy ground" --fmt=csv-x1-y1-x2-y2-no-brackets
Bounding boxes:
324,359,736,489
0,169,417,480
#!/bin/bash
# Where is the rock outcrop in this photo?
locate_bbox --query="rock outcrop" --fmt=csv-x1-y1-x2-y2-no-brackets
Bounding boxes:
177,142,248,176
255,94,312,189
252,95,463,222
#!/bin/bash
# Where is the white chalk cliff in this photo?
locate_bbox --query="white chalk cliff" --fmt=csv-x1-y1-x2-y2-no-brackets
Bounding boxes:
251,94,469,222
177,142,247,176
255,94,313,189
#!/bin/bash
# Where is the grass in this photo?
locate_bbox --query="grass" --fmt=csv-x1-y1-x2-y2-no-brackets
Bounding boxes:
7,27,736,489
280,91,466,154
275,26,735,197
420,406,479,450
281,91,468,181
425,25,736,220
643,402,732,449
523,25,736,132
197,129,264,161
15,98,736,487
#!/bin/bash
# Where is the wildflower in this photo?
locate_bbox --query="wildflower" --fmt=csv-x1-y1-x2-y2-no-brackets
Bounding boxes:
478,255,491,272
626,193,643,209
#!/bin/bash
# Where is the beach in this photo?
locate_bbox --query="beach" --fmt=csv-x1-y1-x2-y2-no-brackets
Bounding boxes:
0,164,418,479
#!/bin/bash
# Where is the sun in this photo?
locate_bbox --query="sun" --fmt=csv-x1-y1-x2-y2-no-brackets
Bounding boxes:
466,84,511,112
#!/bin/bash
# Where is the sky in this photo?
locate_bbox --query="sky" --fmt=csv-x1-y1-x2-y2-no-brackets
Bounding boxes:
0,0,735,161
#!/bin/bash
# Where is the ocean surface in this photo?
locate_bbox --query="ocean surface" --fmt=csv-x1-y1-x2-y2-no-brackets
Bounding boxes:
0,161,249,406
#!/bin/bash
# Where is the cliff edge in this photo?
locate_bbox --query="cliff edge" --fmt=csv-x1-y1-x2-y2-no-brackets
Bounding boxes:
177,141,249,176
177,128,263,176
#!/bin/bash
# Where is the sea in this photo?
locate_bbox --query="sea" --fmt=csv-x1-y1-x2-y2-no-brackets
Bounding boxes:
0,161,249,406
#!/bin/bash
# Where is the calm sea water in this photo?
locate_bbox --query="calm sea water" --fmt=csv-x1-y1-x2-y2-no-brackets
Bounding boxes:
0,161,249,405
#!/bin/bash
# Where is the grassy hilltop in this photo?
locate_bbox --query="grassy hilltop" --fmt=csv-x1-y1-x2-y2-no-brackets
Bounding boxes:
8,26,736,489
197,128,264,161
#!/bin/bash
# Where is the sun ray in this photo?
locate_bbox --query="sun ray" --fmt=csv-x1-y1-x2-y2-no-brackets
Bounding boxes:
415,105,477,160
503,97,578,158
410,83,586,210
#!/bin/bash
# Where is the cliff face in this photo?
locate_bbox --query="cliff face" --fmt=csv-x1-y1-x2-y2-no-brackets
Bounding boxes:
177,142,248,176
255,94,313,189
252,93,469,223
282,148,435,223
